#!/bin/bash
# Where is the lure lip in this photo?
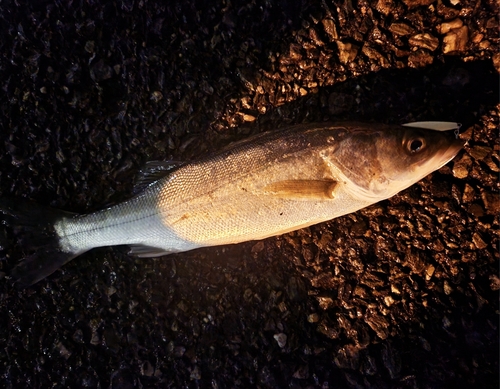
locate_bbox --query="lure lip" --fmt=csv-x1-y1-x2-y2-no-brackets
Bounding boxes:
402,121,462,132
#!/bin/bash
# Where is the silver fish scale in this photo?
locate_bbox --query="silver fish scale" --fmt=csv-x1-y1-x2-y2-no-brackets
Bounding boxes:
54,122,462,257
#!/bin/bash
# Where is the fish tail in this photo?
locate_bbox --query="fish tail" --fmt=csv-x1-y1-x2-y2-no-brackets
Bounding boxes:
0,198,79,287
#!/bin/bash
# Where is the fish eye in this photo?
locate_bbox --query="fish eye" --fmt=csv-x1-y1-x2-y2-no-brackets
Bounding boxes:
406,137,426,154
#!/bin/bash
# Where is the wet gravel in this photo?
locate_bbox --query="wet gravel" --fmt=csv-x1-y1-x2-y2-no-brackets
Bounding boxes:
0,0,498,388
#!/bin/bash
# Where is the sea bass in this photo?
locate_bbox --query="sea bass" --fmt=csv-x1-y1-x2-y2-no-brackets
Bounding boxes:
1,121,463,286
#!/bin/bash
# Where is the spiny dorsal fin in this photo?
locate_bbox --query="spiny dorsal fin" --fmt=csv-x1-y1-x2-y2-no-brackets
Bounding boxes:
133,161,183,194
263,179,337,200
402,121,461,131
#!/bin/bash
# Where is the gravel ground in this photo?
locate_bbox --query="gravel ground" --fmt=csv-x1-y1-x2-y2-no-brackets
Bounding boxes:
0,0,498,388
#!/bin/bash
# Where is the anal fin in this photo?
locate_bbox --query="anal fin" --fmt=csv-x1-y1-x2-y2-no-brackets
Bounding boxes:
128,245,173,258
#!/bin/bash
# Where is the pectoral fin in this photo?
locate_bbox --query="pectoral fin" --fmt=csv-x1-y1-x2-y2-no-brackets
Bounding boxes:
263,179,337,200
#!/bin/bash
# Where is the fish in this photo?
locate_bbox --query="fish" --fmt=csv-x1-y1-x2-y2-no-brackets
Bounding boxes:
0,121,463,287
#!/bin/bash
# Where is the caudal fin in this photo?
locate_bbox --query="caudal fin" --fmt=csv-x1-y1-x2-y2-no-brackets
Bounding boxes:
0,198,79,287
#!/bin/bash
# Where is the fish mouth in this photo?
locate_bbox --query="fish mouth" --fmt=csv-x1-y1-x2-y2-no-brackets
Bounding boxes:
410,135,464,187
436,137,464,169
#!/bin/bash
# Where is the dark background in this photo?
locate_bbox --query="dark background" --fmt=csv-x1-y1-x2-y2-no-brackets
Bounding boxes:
0,0,498,388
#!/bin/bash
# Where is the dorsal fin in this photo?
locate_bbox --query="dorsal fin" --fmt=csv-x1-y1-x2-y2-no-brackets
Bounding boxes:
133,161,183,194
402,121,461,131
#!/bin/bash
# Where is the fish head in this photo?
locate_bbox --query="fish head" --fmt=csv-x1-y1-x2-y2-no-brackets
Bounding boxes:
330,125,464,201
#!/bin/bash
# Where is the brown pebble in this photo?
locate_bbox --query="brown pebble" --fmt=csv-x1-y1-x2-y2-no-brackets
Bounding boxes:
489,274,500,291
409,33,439,51
408,49,434,68
443,26,469,54
438,19,463,34
452,154,472,178
493,53,500,73
322,18,338,41
402,0,434,8
336,41,359,64
481,190,499,214
468,145,492,161
376,0,394,15
462,183,475,203
472,232,487,250
468,203,484,218
389,22,414,36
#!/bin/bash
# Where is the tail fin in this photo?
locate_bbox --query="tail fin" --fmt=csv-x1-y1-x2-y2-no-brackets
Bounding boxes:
0,198,78,287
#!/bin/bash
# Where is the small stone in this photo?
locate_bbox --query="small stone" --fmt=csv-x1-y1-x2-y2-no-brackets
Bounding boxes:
485,156,500,173
481,190,499,214
462,183,475,203
84,40,95,53
141,361,154,377
409,33,439,51
273,333,287,348
307,313,320,323
443,26,469,54
292,365,309,379
309,28,324,46
472,232,487,250
289,43,302,60
472,33,484,44
336,41,359,64
362,44,389,66
389,22,414,36
436,3,460,20
486,17,498,29
402,0,434,8
390,284,401,295
489,274,500,291
150,91,163,102
408,49,433,68
443,280,453,295
438,19,463,35
241,113,256,122
452,154,472,178
190,365,201,380
173,346,186,357
317,321,339,339
364,310,389,339
90,59,113,81
468,145,491,160
376,0,393,16
56,342,72,360
468,203,484,218
316,296,335,310
384,296,395,306
322,18,338,41
479,40,491,49
251,241,265,254
425,264,435,280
